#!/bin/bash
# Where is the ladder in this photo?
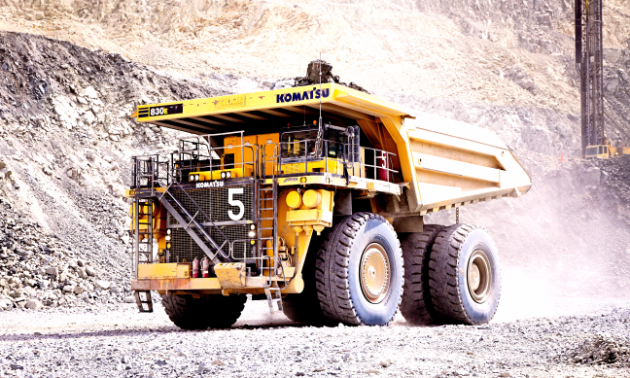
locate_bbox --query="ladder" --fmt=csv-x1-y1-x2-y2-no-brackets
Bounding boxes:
133,199,156,313
258,145,282,313
134,290,153,313
264,283,283,313
134,198,154,266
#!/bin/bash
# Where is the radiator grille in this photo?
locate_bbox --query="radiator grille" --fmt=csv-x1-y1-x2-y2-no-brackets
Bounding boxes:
170,185,253,223
170,224,254,263
168,184,255,264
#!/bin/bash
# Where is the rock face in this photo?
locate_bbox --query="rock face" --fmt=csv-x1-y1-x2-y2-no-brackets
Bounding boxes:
0,31,229,311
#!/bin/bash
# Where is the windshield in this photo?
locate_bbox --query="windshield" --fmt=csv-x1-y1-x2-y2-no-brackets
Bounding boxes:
585,147,598,156
281,129,319,159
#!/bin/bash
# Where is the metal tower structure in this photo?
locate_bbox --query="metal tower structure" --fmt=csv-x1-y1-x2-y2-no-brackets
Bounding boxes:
575,0,605,154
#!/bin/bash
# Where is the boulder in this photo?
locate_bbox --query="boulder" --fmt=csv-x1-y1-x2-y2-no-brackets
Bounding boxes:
96,280,111,290
0,298,11,310
9,288,24,298
85,266,96,276
25,299,42,310
83,86,99,99
85,149,95,161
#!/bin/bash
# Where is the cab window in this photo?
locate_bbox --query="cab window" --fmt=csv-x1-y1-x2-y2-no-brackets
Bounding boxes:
281,129,319,159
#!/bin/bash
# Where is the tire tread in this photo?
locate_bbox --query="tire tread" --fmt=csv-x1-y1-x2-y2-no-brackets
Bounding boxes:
399,225,445,325
315,213,402,325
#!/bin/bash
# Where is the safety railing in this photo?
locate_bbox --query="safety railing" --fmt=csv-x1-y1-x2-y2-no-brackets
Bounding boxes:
175,131,260,182
131,154,170,191
267,138,398,182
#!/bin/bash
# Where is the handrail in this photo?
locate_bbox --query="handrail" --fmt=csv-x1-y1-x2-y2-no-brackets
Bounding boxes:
175,144,259,180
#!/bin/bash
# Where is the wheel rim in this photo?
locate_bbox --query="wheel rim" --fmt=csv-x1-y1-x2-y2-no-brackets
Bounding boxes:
360,243,391,304
467,250,492,303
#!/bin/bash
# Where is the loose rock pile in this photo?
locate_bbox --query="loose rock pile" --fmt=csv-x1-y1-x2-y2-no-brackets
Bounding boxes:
566,335,630,367
0,197,132,311
272,60,369,93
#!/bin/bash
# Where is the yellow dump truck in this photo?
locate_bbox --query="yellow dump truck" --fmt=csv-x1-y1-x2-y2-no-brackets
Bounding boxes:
127,82,531,329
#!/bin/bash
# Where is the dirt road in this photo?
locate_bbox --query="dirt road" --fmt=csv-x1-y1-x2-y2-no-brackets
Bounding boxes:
1,297,629,378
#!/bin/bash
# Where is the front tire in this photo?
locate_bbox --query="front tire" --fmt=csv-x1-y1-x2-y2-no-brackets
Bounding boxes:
282,232,329,325
162,295,246,330
315,213,403,326
428,224,501,325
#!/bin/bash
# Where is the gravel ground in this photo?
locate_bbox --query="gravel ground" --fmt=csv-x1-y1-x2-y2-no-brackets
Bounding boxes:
1,297,629,378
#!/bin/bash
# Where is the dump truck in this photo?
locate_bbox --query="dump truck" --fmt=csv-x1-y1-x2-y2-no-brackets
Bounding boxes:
127,81,532,329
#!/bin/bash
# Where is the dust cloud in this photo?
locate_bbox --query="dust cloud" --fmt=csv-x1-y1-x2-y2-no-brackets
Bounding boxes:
427,154,630,321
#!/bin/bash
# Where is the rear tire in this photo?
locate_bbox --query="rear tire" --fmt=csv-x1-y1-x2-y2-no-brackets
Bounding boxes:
399,224,445,325
162,294,246,330
428,224,501,325
315,213,403,326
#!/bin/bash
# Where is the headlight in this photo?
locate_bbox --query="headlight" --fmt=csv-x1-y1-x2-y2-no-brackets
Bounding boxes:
166,243,171,249
226,171,231,178
165,235,171,241
302,189,322,208
250,224,256,230
248,231,256,238
286,190,302,209
166,229,171,235
195,174,200,181
221,172,226,179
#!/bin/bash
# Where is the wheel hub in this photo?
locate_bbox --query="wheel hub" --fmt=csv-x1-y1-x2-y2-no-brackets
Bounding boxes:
467,250,492,303
360,243,391,304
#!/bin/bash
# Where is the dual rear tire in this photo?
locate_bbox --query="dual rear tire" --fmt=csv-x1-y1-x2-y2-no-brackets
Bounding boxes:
400,223,502,325
427,224,502,324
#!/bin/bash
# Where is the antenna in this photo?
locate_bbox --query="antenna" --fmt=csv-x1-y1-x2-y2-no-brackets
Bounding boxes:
318,52,322,127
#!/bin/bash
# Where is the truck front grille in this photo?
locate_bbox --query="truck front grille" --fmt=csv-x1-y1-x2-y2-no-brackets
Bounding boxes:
169,224,253,263
167,184,255,264
170,184,253,223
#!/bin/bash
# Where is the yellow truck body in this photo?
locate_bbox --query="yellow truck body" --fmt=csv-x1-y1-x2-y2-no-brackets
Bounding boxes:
126,82,532,327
